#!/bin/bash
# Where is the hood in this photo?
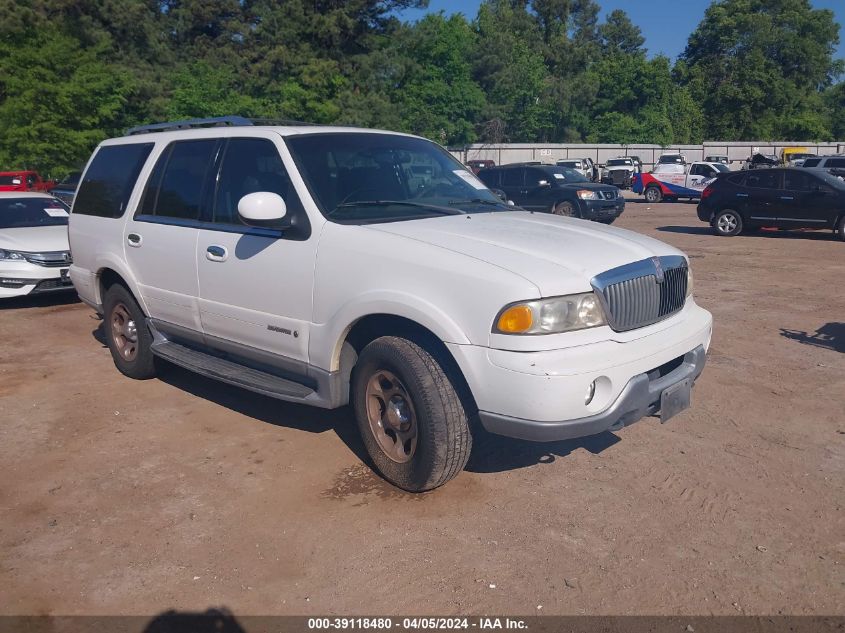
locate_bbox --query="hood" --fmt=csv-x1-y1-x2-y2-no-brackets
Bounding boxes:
0,225,70,252
367,212,683,297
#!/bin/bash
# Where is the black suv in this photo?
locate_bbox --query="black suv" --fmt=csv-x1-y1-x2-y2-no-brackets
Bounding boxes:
697,168,845,240
477,164,624,223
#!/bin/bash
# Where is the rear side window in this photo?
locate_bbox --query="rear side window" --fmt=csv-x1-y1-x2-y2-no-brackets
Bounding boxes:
802,158,821,168
502,169,523,187
477,169,499,188
725,173,745,185
745,171,781,189
826,158,845,168
140,139,219,220
73,143,153,218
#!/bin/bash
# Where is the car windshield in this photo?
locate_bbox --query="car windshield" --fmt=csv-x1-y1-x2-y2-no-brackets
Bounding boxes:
58,171,82,187
713,164,730,172
607,159,633,166
285,133,507,222
557,161,578,168
812,170,845,188
0,197,70,228
659,156,684,164
789,153,815,160
548,167,589,183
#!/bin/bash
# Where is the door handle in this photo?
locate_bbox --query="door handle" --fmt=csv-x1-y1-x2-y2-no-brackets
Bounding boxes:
126,233,142,247
736,193,749,198
780,196,794,201
206,245,228,262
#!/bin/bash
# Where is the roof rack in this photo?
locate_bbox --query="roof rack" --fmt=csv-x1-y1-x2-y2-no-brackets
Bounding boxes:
124,116,331,136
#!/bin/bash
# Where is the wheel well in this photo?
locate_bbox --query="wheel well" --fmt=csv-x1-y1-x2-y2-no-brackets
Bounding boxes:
97,268,129,304
340,314,477,411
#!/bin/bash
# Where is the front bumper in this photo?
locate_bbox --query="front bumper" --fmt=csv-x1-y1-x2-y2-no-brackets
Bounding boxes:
0,262,74,298
580,198,625,221
479,345,706,441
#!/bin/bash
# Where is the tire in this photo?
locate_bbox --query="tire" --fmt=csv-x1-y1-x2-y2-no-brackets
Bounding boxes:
644,186,663,203
351,336,472,492
837,215,845,242
712,209,743,237
552,201,577,217
102,283,157,379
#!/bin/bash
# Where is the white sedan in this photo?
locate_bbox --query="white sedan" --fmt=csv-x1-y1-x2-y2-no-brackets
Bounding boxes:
0,192,74,298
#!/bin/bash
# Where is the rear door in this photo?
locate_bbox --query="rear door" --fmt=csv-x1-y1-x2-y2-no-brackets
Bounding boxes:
742,169,783,226
125,138,220,333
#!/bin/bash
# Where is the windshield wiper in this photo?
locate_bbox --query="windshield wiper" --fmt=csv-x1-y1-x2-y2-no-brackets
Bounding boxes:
327,200,464,217
447,197,503,207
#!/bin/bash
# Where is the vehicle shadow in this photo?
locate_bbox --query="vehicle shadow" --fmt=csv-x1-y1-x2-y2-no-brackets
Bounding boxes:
143,608,247,633
780,323,844,353
0,291,79,310
465,426,620,473
90,322,623,478
657,225,838,240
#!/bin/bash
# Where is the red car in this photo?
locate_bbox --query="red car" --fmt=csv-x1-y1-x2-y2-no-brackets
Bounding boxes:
0,170,56,192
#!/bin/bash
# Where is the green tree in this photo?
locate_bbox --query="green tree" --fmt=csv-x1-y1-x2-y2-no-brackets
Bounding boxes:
680,0,842,140
598,9,646,55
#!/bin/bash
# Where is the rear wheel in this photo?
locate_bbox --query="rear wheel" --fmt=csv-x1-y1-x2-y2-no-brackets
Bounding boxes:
644,186,663,203
713,209,743,237
352,336,472,492
552,201,577,217
103,284,157,379
837,215,845,242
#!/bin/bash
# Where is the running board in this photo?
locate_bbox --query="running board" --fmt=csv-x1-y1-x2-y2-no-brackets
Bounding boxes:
151,339,315,401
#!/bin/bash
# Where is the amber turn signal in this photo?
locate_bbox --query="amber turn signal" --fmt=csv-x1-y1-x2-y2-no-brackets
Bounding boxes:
496,305,534,333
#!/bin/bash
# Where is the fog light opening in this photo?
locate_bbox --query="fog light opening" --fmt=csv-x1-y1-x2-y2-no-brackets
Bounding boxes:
585,380,597,406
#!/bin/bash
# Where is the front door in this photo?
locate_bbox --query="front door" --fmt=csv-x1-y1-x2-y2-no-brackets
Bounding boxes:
521,167,554,211
782,170,840,229
195,136,317,364
125,138,221,333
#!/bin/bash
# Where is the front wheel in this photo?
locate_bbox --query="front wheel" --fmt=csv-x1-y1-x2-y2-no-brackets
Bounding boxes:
351,336,472,492
713,209,743,237
552,201,577,217
837,216,845,242
644,186,663,203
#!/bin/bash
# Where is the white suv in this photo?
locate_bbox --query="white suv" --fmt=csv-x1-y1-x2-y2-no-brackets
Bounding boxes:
69,117,713,491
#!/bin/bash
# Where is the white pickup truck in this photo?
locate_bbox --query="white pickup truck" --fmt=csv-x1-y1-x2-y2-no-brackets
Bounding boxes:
68,117,713,491
633,161,730,203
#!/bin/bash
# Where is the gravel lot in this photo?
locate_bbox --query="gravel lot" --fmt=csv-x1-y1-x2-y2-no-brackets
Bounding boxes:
1,197,843,617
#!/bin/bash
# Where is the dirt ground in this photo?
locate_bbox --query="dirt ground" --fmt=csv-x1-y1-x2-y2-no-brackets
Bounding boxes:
1,197,843,618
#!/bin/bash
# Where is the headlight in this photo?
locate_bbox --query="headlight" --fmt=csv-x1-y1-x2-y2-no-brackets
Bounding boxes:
577,189,598,200
0,249,26,261
494,292,607,334
686,266,694,297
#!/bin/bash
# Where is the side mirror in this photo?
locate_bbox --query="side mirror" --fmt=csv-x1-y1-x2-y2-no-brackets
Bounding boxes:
537,180,550,188
238,192,287,226
490,188,508,201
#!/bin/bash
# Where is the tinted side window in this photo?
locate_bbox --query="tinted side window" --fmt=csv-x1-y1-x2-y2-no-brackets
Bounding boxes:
477,169,499,188
784,171,811,192
802,158,821,167
73,143,153,218
502,169,523,187
525,168,549,186
725,172,746,185
745,171,781,189
212,138,303,227
148,140,219,220
826,158,845,168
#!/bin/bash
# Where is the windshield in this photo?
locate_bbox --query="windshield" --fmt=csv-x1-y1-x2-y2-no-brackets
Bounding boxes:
713,164,730,172
607,159,633,167
557,161,579,168
285,133,506,223
0,197,69,228
58,171,82,187
659,155,684,164
548,167,589,183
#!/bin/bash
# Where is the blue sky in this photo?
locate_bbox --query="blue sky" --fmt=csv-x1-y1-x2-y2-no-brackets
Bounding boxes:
398,0,845,60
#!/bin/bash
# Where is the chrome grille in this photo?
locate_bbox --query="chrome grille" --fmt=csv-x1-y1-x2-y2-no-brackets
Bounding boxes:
23,251,72,267
591,256,688,332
